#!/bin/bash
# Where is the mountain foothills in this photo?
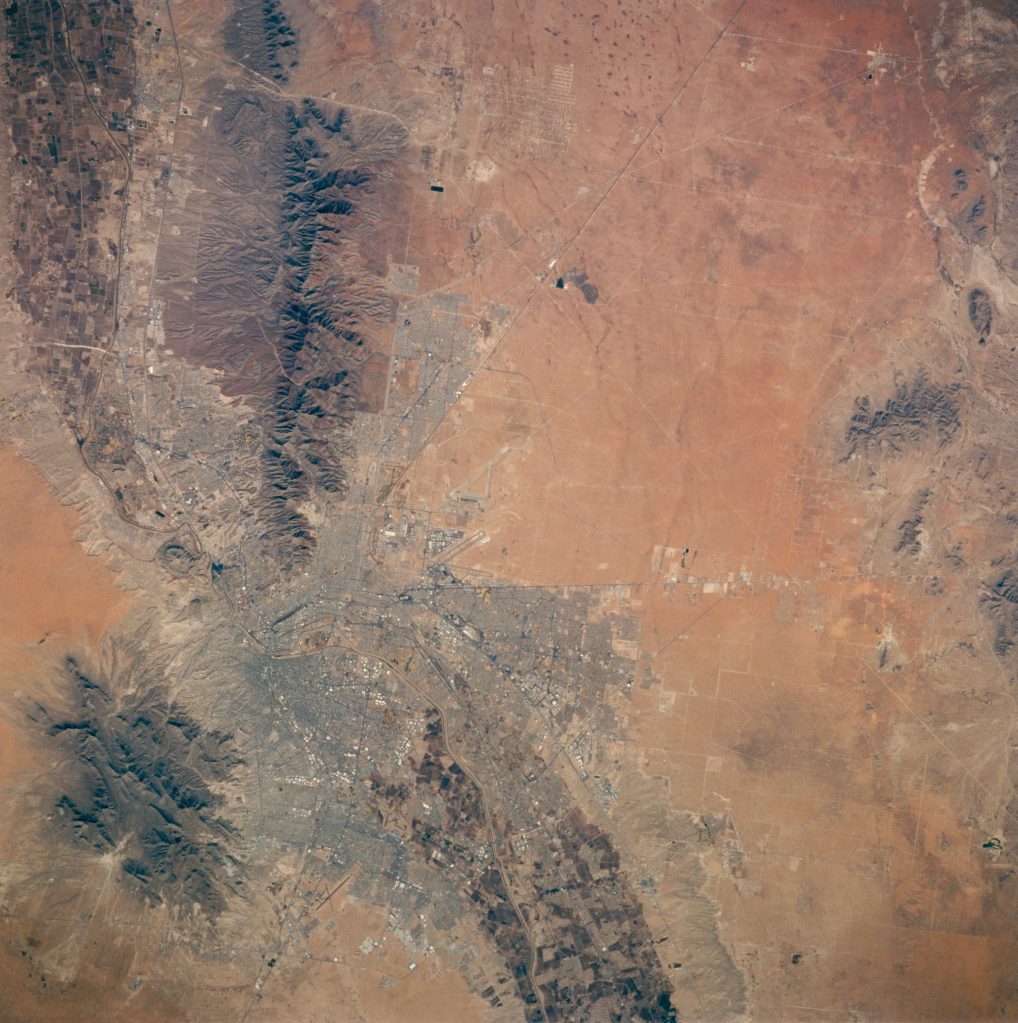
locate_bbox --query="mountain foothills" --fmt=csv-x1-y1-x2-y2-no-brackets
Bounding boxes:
2,1,1018,1021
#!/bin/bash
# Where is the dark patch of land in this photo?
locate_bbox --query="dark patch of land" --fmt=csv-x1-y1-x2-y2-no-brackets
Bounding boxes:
41,656,243,916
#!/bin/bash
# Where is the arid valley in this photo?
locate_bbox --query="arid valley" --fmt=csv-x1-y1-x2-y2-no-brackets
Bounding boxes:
2,1,1018,1020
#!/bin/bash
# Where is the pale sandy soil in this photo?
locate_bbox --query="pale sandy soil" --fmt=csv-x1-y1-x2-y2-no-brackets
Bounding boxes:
247,895,488,1023
4,0,1018,1019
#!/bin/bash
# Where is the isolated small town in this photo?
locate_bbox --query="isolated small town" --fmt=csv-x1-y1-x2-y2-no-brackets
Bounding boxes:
1,1,1017,1021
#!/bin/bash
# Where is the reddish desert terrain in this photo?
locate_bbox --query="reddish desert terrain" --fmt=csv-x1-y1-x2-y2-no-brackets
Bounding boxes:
3,0,1018,1021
